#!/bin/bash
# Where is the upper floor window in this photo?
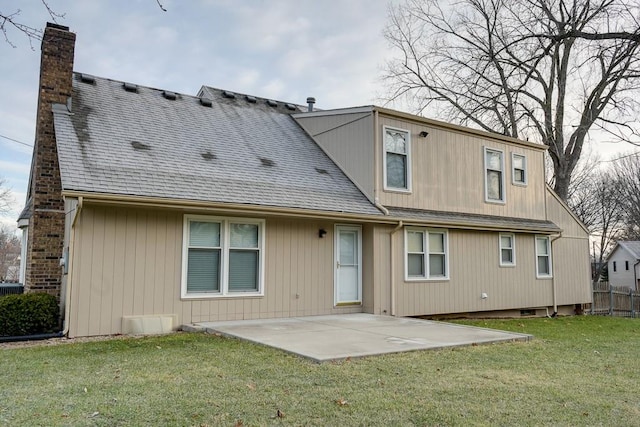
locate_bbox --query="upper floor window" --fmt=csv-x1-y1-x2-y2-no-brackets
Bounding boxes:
484,147,505,203
384,127,411,191
535,236,552,278
182,215,264,298
625,260,629,270
512,153,527,186
405,228,449,280
499,233,516,266
613,261,617,272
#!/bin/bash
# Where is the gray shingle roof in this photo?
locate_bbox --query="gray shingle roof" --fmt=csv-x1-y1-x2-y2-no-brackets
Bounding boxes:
385,207,561,233
618,241,640,259
52,74,381,216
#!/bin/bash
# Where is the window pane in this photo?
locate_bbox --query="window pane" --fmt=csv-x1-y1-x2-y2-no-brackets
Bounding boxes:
385,130,407,154
429,233,444,253
501,235,512,248
408,253,424,276
230,223,258,248
537,256,550,275
339,231,357,265
429,254,445,277
536,238,549,255
486,150,502,170
514,169,525,183
229,250,258,292
513,155,524,170
189,221,220,247
407,231,424,253
487,170,502,200
386,153,407,188
501,248,513,263
187,248,220,292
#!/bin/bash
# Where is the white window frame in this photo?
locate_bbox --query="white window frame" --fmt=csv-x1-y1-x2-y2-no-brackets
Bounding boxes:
383,126,412,193
404,227,449,281
499,233,516,267
181,215,265,299
484,147,506,204
512,153,527,186
535,235,553,279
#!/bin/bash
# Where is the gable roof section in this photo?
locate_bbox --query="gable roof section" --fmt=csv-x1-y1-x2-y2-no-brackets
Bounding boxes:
52,74,381,216
618,241,640,260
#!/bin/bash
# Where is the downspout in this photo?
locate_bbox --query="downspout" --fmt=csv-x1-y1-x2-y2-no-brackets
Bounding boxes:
634,259,640,292
390,221,403,316
550,233,562,316
62,196,83,336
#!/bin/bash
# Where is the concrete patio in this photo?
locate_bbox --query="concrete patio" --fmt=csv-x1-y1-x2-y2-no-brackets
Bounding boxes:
195,313,531,363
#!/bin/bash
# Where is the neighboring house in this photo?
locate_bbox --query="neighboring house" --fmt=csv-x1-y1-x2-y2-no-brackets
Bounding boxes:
19,23,591,338
606,241,640,290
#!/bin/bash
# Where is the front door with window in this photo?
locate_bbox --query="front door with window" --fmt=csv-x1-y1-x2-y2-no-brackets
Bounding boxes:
335,225,362,305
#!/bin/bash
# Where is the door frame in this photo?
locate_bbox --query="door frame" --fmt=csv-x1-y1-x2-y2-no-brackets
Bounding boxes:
334,224,362,306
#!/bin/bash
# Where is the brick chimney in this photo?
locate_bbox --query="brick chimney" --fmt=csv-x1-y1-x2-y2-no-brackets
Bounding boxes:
23,23,76,298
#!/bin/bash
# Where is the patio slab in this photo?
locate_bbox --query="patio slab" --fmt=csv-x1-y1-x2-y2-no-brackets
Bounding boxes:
196,313,531,363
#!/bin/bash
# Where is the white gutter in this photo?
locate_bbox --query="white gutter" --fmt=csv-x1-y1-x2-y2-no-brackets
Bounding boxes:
62,196,82,336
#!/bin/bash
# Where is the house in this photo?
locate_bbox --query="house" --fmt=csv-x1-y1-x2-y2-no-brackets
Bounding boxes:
606,241,640,290
18,23,591,338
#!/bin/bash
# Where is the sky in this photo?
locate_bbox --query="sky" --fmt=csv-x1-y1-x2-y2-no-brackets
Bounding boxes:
0,0,636,232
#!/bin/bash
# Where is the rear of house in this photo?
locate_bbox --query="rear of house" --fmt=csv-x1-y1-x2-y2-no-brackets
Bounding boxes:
19,23,591,337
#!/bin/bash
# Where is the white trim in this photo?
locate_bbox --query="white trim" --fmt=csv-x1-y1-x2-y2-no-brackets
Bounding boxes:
511,153,528,186
535,235,553,278
404,227,449,281
483,146,506,204
383,126,412,193
499,233,516,267
181,214,265,299
334,225,363,305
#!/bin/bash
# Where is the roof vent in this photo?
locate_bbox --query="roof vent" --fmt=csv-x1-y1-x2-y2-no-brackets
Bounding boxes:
315,167,329,175
306,97,316,112
199,97,213,107
222,90,236,99
266,100,278,107
201,151,217,160
284,103,296,111
162,90,177,100
79,74,95,84
123,82,138,93
260,157,275,167
131,141,150,150
245,95,257,103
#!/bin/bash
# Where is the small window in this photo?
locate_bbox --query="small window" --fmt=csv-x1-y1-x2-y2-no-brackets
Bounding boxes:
384,127,411,191
625,260,629,271
405,228,449,280
535,236,552,278
512,153,527,185
613,261,617,272
484,147,505,203
182,215,264,298
499,233,516,266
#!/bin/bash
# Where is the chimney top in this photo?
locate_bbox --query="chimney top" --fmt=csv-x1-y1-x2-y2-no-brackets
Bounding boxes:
306,97,316,112
46,22,70,31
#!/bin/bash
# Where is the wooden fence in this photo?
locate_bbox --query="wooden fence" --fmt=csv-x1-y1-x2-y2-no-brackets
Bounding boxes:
591,282,640,318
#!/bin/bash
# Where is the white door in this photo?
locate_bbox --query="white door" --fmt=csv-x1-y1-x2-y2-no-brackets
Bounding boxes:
335,225,362,305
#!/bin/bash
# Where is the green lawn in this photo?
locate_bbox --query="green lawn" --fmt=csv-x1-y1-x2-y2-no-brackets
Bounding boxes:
1,316,639,426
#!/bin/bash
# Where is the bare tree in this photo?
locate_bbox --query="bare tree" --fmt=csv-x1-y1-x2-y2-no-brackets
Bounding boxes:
383,0,640,200
0,225,20,282
612,152,640,238
0,1,64,49
0,177,13,214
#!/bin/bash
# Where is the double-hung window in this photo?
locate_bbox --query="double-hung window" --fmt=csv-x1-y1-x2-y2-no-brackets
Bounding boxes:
384,126,411,191
499,233,516,266
535,236,552,278
512,153,527,185
484,147,505,203
405,228,449,280
182,215,264,298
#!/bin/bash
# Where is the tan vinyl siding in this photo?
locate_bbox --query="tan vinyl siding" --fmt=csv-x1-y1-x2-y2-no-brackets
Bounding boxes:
377,114,547,219
68,205,364,337
393,229,553,316
294,112,375,201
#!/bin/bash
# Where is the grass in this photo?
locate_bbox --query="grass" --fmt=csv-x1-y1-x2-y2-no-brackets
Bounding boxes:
1,316,639,426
